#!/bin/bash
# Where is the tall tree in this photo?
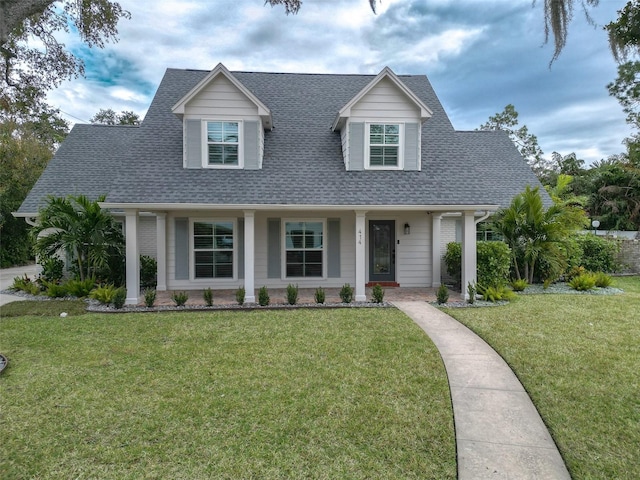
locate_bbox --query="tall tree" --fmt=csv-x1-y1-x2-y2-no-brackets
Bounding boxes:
0,118,63,266
605,0,640,61
90,108,140,125
478,104,544,169
1,0,129,118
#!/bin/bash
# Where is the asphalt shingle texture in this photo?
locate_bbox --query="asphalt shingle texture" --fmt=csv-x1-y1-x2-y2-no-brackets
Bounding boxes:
18,68,545,214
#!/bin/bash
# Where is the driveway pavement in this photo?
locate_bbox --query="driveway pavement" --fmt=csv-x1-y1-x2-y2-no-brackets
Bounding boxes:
0,264,39,307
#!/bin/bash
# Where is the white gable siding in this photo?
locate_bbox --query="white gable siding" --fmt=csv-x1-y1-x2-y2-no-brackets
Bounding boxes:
184,75,259,117
350,77,420,120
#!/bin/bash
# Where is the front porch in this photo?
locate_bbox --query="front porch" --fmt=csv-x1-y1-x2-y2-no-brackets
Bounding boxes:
121,208,487,305
141,286,463,307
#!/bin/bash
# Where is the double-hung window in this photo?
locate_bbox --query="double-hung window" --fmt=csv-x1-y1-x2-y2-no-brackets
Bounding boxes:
206,121,240,167
193,221,234,279
368,123,401,168
284,221,324,278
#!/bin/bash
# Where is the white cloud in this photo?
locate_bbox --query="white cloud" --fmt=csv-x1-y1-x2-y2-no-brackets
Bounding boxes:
40,0,631,164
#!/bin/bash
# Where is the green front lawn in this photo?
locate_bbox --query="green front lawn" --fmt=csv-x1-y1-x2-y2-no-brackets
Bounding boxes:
0,308,455,479
443,276,640,480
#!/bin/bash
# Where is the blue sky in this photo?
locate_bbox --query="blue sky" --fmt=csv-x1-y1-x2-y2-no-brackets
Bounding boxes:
48,0,632,165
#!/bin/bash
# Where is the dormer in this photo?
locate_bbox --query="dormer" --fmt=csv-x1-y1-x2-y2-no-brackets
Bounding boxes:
172,63,272,170
332,67,432,171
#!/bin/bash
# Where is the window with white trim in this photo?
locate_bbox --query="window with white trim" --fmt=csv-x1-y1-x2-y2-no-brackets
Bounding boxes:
206,121,240,166
284,221,324,278
193,221,234,279
367,123,402,168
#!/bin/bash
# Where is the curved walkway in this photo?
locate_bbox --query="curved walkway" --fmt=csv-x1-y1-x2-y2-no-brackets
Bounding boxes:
393,301,571,480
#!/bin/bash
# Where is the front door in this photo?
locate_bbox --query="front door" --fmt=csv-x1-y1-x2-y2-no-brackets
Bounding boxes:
369,220,395,282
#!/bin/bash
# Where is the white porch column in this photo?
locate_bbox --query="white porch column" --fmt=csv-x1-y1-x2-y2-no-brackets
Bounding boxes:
431,213,442,288
460,210,477,299
155,212,167,291
355,210,367,302
124,209,140,305
243,210,256,303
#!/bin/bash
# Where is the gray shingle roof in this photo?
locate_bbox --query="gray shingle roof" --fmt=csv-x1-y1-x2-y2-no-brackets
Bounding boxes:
17,124,138,214
19,68,545,214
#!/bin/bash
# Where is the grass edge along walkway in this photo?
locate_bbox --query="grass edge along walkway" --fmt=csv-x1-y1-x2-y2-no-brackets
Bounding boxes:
442,276,640,480
0,308,456,479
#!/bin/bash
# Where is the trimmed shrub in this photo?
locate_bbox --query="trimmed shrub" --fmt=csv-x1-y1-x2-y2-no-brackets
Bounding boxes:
314,287,326,304
568,273,596,291
40,255,65,283
235,286,246,305
436,284,449,304
140,255,157,288
286,284,298,305
203,287,213,306
445,241,511,288
143,288,156,307
575,234,620,273
467,282,476,304
339,283,354,303
258,286,270,306
112,287,127,309
444,242,462,287
171,291,189,306
371,284,385,303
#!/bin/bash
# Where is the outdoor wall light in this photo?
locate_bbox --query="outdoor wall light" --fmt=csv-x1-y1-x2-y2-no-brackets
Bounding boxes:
404,223,410,235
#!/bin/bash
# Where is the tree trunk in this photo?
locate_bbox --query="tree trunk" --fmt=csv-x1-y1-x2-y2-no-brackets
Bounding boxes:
0,0,56,47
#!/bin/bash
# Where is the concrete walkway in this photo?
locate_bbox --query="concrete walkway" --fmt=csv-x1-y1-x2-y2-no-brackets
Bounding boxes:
393,301,571,480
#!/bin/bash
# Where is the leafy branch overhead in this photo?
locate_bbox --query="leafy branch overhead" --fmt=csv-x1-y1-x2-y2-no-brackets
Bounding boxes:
1,0,130,118
477,104,544,167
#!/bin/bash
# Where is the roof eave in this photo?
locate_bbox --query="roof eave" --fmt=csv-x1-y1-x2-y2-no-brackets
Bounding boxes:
171,63,273,129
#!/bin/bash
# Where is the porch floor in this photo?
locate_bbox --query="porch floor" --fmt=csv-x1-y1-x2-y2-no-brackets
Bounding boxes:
148,286,462,307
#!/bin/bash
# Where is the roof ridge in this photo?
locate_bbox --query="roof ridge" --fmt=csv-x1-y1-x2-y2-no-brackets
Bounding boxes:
166,67,423,78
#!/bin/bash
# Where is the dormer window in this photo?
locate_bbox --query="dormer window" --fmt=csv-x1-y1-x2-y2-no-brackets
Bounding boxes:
206,121,241,167
368,123,402,168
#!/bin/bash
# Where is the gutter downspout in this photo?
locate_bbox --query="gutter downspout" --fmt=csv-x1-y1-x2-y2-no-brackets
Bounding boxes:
475,210,491,225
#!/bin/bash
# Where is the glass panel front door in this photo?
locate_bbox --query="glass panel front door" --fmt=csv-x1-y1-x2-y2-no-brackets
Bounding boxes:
369,220,395,282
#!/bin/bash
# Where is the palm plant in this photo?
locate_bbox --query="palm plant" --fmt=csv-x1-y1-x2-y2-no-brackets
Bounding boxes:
493,186,585,284
31,195,124,282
